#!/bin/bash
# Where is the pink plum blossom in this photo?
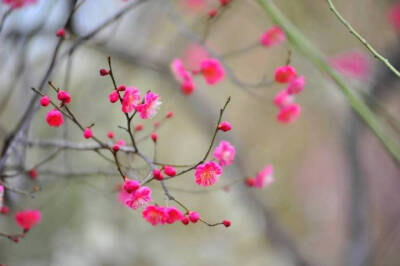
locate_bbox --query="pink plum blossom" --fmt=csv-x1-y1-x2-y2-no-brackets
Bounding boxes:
136,91,161,119
195,161,223,186
121,87,141,113
260,26,286,47
200,58,225,85
213,140,235,166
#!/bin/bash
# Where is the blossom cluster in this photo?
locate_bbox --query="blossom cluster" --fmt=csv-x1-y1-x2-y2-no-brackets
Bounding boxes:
273,65,305,123
171,57,225,95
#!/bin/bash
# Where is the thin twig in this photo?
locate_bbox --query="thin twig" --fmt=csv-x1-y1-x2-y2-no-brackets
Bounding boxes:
326,0,400,78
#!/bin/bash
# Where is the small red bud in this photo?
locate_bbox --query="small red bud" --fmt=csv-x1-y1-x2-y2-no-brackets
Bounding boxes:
56,28,66,38
181,216,189,225
135,124,144,131
107,131,115,139
117,85,126,91
208,8,218,18
39,95,50,107
151,133,158,142
153,169,163,180
222,220,231,227
83,128,93,139
100,69,109,76
189,211,200,223
113,144,120,152
218,121,232,132
166,111,174,118
28,169,38,180
245,177,255,187
0,206,10,215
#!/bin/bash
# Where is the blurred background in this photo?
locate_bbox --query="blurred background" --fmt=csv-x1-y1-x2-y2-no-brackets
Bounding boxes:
0,0,400,265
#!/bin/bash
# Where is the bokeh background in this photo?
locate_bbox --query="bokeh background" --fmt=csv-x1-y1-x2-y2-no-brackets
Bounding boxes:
0,0,400,265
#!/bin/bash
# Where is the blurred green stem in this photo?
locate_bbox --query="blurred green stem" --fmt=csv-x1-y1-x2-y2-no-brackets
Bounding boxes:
257,0,400,164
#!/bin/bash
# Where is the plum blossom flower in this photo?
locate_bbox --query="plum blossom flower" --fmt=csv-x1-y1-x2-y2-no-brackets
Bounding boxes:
274,89,293,108
330,52,371,80
171,58,196,95
213,140,235,166
125,186,152,210
121,87,141,113
195,161,223,186
15,210,41,231
286,76,306,95
200,58,225,85
274,65,297,83
3,0,37,9
136,91,161,119
46,109,63,127
165,207,184,224
277,103,301,123
142,205,167,226
254,165,274,188
260,26,286,47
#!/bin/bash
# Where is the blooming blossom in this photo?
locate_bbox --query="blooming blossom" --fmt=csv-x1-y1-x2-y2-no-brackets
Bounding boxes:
46,109,63,127
274,65,297,83
142,205,167,226
260,26,286,47
254,165,274,188
165,207,184,224
3,0,37,9
273,89,293,108
195,161,222,186
213,140,235,166
286,76,306,95
171,58,196,95
125,186,152,210
200,58,225,85
136,91,161,119
277,103,301,123
15,210,41,231
121,87,141,113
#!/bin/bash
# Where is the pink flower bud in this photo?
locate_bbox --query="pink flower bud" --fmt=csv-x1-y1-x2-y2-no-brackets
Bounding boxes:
107,131,114,139
151,133,158,142
117,85,126,91
166,111,174,118
164,166,176,177
109,91,119,103
83,128,93,139
100,69,109,76
46,109,63,127
56,28,65,38
57,90,71,104
222,220,231,227
39,95,50,107
218,121,231,132
189,211,200,223
28,169,38,180
153,169,163,180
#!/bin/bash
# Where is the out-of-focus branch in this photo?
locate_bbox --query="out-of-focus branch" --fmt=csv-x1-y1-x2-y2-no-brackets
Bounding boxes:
326,0,400,78
257,0,400,165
